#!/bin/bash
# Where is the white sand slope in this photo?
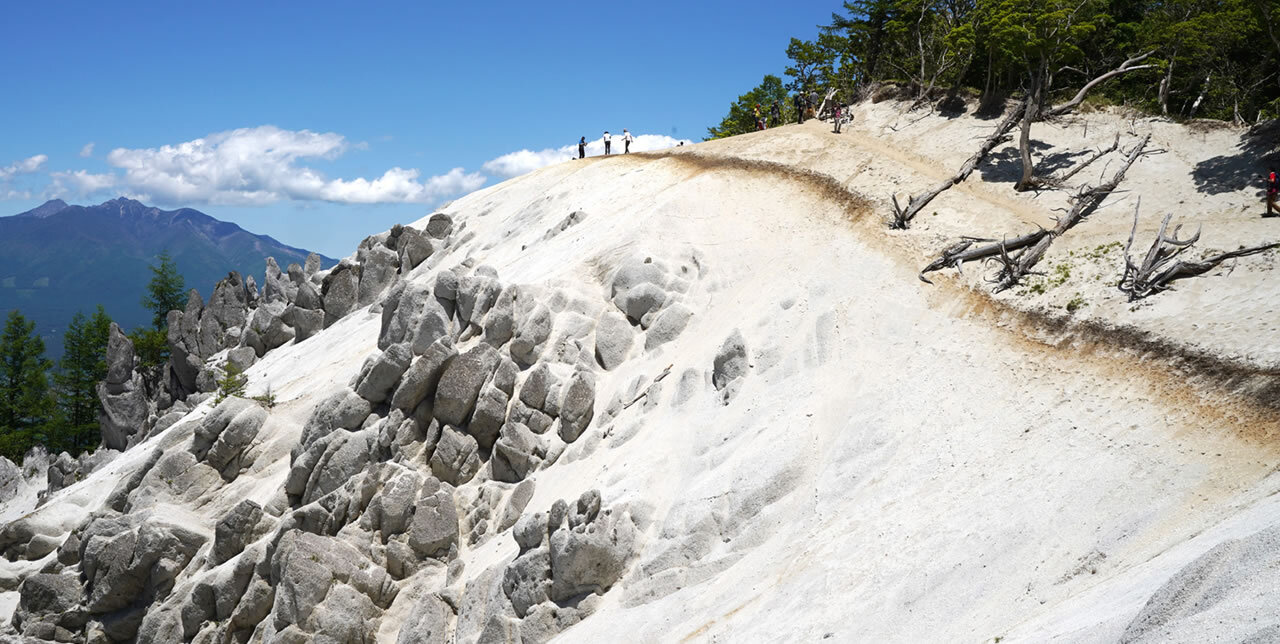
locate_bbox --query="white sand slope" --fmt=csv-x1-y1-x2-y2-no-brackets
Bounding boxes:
2,99,1278,643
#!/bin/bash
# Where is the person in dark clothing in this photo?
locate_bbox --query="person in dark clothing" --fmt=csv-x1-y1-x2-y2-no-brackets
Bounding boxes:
578,137,586,159
770,101,781,127
1269,167,1279,217
794,93,805,124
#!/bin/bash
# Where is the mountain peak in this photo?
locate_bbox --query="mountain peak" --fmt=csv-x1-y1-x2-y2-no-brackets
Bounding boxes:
15,199,69,218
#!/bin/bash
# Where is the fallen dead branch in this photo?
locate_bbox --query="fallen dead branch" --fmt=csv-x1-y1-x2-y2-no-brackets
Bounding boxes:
1048,133,1120,186
891,99,1027,229
1119,208,1279,301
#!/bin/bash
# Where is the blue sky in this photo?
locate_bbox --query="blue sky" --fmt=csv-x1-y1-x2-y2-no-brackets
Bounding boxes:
1,1,835,257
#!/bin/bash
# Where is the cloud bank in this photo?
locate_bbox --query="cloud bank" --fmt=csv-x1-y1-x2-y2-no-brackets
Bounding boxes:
4,128,690,210
96,126,485,206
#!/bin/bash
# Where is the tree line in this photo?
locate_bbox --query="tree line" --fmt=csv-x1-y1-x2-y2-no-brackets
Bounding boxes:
710,0,1280,139
0,252,185,462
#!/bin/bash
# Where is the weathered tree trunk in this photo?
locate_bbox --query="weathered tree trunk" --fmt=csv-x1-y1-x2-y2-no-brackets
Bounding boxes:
1015,64,1046,192
1158,55,1175,115
1188,74,1210,118
890,98,1027,229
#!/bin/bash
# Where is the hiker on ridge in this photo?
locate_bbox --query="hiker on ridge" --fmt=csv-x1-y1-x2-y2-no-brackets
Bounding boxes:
578,136,586,159
1269,167,1279,217
794,93,805,124
770,100,781,128
754,104,765,131
603,131,612,155
832,103,843,134
623,129,634,153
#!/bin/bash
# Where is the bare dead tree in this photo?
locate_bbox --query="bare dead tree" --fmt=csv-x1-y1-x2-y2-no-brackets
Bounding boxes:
1016,52,1155,191
920,134,1151,288
1119,208,1279,301
891,99,1027,229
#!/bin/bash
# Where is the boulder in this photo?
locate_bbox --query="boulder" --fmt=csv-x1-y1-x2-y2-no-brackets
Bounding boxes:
548,492,636,602
390,338,457,412
288,306,324,342
14,572,85,639
456,274,502,325
518,363,557,413
614,282,668,325
353,343,413,404
304,252,322,277
226,345,257,373
293,279,323,311
198,272,251,356
104,322,135,387
434,268,460,302
433,343,501,426
429,425,481,486
509,304,552,366
97,374,150,451
395,592,452,644
644,302,693,351
190,396,268,480
557,370,596,443
712,329,750,402
425,213,453,238
213,499,264,565
80,513,208,626
407,479,459,559
263,257,295,304
321,262,360,326
502,548,551,617
247,301,296,355
357,244,401,306
467,384,509,451
492,422,546,483
296,429,375,505
593,310,634,370
609,257,668,298
397,226,434,272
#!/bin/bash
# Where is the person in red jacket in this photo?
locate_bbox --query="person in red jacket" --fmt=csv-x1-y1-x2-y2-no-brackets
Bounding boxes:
1268,167,1278,217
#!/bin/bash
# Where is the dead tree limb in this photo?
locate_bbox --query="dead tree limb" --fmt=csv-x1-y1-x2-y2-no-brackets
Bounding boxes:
918,229,1048,283
919,134,1151,288
890,98,1027,229
1044,51,1156,118
1049,133,1120,185
1119,208,1280,301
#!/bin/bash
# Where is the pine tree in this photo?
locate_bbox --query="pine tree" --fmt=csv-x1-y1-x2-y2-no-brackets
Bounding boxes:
0,310,54,462
134,250,185,369
705,75,792,140
214,361,249,404
53,306,113,454
141,250,185,331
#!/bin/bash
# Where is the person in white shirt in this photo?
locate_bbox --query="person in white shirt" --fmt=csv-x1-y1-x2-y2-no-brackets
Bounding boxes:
603,131,612,155
623,129,634,154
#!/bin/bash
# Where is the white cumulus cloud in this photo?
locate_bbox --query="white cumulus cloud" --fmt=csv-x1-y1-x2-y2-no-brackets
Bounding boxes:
483,134,691,178
0,154,48,179
48,169,117,196
80,143,95,157
92,125,483,206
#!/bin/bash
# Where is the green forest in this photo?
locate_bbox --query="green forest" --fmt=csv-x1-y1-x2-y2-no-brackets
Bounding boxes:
709,0,1280,138
0,253,184,463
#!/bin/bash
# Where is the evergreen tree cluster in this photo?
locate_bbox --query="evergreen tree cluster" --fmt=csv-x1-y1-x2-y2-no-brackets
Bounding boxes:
710,0,1280,138
0,251,185,462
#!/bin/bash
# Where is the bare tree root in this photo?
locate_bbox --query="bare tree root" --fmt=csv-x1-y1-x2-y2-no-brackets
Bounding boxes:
890,98,1027,229
920,134,1151,289
1119,207,1279,301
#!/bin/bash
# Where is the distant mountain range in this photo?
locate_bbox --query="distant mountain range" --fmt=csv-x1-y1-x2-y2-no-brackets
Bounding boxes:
0,197,336,355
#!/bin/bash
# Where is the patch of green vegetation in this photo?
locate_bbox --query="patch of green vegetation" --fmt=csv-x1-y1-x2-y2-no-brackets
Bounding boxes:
1066,294,1085,312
